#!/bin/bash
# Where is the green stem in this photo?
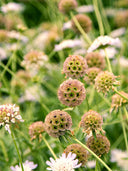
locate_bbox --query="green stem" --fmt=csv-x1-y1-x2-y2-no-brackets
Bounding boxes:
42,136,57,159
104,49,112,73
70,12,92,45
113,88,128,101
11,130,24,171
74,138,112,171
123,106,128,121
93,0,104,35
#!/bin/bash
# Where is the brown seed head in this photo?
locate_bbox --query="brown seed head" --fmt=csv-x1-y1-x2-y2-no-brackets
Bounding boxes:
115,10,128,27
58,0,77,14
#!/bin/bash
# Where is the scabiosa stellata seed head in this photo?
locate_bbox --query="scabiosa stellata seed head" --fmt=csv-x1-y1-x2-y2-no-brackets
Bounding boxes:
62,55,88,79
86,134,110,157
80,110,104,135
71,14,92,33
44,110,72,138
58,0,78,14
85,52,105,70
0,104,24,134
84,67,101,85
115,10,128,28
110,91,128,112
29,121,45,141
64,144,88,166
95,71,118,94
58,78,86,107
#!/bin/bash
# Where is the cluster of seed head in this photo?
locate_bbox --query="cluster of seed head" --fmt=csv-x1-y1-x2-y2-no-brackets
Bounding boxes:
115,10,128,27
0,104,24,134
29,121,45,141
95,71,118,94
84,67,101,85
80,110,104,135
85,52,105,70
58,78,86,107
110,91,128,112
71,14,92,33
64,144,88,165
86,134,110,157
44,110,72,138
58,0,77,14
62,55,88,79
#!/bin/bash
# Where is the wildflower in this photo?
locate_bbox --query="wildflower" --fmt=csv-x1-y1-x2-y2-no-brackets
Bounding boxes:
76,5,94,13
87,36,121,53
110,28,126,38
44,110,72,138
115,10,128,28
85,52,105,70
10,160,37,171
7,31,28,43
64,144,88,165
86,160,96,168
62,21,72,30
58,0,77,14
99,47,117,59
86,134,110,157
62,55,88,79
1,2,24,13
46,152,81,171
29,121,45,141
80,110,104,135
58,78,86,107
71,14,92,33
119,57,128,68
0,104,24,134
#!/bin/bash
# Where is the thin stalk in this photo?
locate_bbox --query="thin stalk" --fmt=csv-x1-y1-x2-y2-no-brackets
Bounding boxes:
70,12,92,45
104,49,112,73
93,0,104,35
11,130,24,171
113,88,128,101
123,106,128,121
42,136,57,159
88,85,95,105
74,138,112,171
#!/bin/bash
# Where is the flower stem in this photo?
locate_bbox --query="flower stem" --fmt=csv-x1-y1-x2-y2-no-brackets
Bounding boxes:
123,106,128,121
70,12,92,46
104,49,112,73
113,88,128,101
11,130,24,171
42,136,57,159
74,138,112,171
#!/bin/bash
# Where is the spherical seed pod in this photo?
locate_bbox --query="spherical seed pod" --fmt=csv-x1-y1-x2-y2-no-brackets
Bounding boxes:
84,67,101,85
86,134,110,157
44,110,72,138
115,10,128,28
110,91,128,112
85,52,105,70
64,144,88,165
71,14,92,33
58,78,86,107
80,110,104,135
63,55,88,79
95,71,117,94
29,121,45,141
58,0,77,14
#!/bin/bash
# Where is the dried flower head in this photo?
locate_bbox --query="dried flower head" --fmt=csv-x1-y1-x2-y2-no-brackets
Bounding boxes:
44,110,72,138
62,55,88,79
29,121,45,141
115,10,128,28
58,78,86,107
95,71,118,94
80,110,104,135
85,52,105,70
64,144,88,166
58,0,77,14
110,91,128,112
0,104,24,134
84,67,101,85
71,14,92,33
0,30,8,42
86,134,110,157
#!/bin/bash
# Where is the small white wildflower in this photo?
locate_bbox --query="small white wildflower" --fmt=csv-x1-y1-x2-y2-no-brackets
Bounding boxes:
10,160,38,171
110,28,126,38
76,5,94,13
86,160,96,168
87,36,122,53
99,47,118,59
11,118,15,123
46,152,82,171
63,21,72,30
1,2,24,13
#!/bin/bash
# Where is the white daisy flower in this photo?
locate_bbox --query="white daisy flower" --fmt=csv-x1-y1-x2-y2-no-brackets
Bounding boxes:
1,2,24,13
76,5,94,13
46,152,82,171
87,36,121,53
10,160,37,171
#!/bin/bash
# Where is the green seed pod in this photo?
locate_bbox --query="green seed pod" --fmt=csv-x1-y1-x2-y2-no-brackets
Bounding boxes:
86,134,110,157
80,110,104,135
58,0,77,14
44,110,72,138
71,14,92,33
63,55,88,79
64,144,88,165
84,67,101,85
85,52,105,70
58,78,86,107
